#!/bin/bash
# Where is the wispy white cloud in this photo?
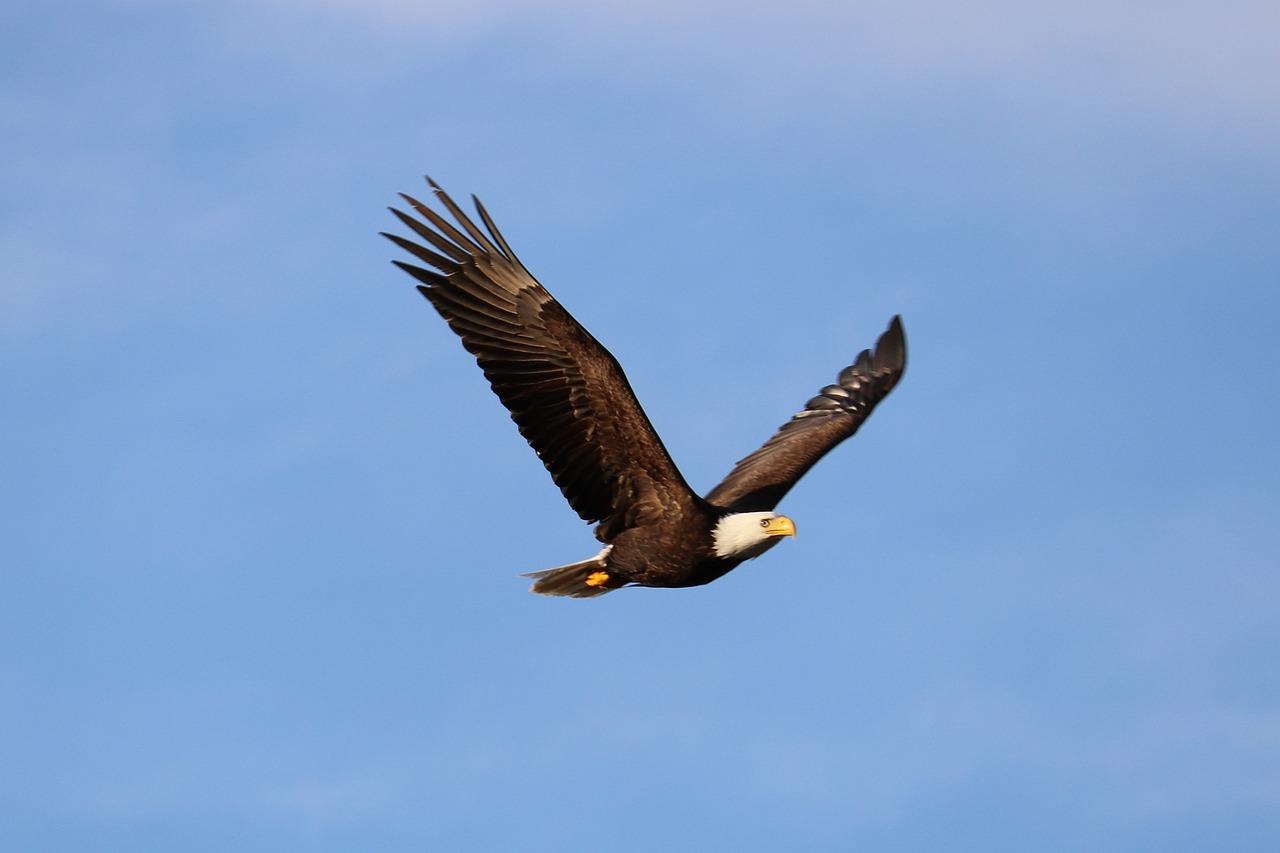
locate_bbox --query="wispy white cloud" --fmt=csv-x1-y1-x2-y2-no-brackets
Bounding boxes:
261,0,1280,142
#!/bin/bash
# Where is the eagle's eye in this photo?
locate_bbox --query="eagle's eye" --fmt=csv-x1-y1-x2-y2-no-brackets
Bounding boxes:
759,518,770,528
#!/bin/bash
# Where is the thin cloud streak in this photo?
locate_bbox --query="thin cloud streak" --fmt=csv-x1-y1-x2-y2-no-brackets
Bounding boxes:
265,0,1280,143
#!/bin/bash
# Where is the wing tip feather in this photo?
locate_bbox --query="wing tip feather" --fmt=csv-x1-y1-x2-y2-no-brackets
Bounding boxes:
392,259,446,287
876,315,907,374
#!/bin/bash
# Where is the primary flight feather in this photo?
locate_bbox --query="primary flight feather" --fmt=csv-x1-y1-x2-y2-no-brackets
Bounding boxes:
382,178,906,597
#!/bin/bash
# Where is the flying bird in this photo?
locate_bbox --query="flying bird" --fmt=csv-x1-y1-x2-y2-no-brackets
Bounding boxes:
382,179,906,597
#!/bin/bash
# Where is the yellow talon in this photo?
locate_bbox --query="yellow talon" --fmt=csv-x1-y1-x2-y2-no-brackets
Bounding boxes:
585,571,611,588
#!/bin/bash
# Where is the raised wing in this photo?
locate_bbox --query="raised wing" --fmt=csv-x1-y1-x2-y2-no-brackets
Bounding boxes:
704,316,906,511
382,178,700,538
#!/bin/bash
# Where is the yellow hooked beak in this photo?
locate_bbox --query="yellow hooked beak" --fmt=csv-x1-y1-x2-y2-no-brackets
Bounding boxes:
763,516,797,538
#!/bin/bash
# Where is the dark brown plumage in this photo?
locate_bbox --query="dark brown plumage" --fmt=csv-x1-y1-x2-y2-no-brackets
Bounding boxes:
382,179,906,597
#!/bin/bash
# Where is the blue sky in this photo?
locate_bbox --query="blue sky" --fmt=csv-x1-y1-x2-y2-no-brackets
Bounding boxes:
3,1,1278,850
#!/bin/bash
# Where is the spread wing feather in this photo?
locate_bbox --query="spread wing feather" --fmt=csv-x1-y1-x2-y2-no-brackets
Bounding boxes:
382,179,699,537
704,316,907,511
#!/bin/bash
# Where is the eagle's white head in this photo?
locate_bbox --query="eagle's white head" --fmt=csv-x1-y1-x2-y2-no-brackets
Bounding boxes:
711,511,797,559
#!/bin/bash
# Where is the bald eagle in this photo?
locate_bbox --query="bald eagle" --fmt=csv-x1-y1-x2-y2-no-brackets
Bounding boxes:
382,179,906,597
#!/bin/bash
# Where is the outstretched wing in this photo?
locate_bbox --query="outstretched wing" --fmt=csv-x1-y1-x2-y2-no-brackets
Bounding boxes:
704,316,906,512
382,178,700,538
